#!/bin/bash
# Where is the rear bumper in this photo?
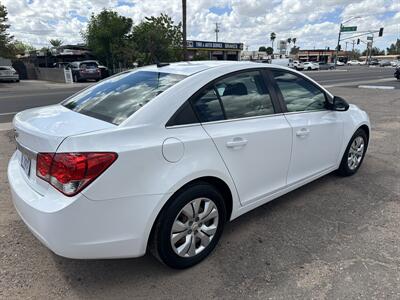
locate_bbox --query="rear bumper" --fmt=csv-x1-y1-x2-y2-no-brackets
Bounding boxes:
79,73,100,80
0,75,19,81
8,152,165,259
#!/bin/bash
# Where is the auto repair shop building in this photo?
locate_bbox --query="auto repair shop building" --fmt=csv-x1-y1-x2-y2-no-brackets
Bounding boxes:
186,40,243,61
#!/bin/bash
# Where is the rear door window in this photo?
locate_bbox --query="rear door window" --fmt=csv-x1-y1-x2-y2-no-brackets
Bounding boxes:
215,70,275,119
63,70,186,125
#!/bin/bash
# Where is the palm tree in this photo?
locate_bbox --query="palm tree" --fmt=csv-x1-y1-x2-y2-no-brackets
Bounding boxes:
49,39,63,48
292,37,297,46
270,32,276,52
287,38,292,55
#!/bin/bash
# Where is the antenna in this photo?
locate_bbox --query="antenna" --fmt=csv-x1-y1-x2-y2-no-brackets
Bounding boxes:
215,23,220,42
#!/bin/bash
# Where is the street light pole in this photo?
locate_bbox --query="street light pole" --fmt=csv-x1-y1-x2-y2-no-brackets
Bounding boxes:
334,23,342,67
335,16,361,67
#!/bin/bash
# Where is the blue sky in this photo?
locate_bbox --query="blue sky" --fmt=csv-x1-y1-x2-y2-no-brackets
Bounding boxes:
3,0,399,51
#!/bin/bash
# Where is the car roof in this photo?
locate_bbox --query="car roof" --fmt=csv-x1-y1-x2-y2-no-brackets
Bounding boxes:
138,60,285,76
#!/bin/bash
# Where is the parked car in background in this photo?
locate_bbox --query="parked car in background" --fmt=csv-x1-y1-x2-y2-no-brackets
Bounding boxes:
379,60,391,67
368,59,379,66
318,62,335,70
0,66,19,82
336,61,345,66
347,60,361,65
80,60,110,79
303,62,319,70
271,58,294,68
70,61,101,82
293,60,304,70
8,61,370,269
395,66,400,80
390,60,399,67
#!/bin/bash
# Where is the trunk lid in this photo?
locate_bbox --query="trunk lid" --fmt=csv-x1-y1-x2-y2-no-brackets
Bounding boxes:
13,104,115,194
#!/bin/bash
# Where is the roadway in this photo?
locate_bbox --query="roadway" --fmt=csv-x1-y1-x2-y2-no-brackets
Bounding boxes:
0,65,398,123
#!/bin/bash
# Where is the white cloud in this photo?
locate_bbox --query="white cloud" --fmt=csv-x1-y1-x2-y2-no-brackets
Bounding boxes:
2,0,399,51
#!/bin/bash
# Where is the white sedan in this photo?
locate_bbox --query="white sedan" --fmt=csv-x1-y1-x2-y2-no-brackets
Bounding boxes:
303,62,319,70
347,60,361,65
0,66,19,82
8,61,370,269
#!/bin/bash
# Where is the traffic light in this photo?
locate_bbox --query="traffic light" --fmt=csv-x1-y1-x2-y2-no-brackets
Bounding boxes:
379,28,384,37
357,39,360,45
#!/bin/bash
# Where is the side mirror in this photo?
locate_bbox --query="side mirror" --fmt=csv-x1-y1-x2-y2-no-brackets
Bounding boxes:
332,96,349,111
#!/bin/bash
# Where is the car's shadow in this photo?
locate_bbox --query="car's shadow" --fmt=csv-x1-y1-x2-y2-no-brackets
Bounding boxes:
46,156,396,298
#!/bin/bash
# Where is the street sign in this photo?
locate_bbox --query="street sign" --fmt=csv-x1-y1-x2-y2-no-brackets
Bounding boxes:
341,26,357,32
367,36,373,41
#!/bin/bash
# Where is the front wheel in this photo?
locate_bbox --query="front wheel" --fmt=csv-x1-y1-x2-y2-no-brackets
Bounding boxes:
337,129,368,176
150,182,226,269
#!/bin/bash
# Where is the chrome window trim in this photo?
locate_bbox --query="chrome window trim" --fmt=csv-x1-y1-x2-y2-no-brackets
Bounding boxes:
166,123,202,129
166,112,285,128
201,112,284,126
283,109,330,115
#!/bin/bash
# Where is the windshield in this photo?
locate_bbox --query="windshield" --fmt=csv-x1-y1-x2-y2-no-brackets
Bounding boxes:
63,70,186,125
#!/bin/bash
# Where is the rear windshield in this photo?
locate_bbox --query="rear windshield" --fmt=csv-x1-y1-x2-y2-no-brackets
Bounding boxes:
63,70,186,125
80,63,97,69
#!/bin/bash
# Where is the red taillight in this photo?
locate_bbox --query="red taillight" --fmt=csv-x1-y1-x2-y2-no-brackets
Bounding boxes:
36,152,117,196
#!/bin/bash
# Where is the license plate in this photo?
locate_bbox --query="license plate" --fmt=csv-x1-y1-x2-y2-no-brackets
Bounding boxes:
20,153,31,177
87,69,95,73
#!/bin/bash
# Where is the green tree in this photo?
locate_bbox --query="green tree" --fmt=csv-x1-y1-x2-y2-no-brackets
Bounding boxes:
132,13,182,64
266,46,273,55
270,32,276,50
362,47,384,56
292,37,297,46
0,2,13,57
386,39,400,55
258,46,267,52
290,46,300,55
82,10,134,69
49,39,63,48
12,40,35,54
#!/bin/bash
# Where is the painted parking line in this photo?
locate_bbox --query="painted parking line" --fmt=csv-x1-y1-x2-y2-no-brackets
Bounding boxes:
358,85,395,90
323,77,395,88
0,122,12,131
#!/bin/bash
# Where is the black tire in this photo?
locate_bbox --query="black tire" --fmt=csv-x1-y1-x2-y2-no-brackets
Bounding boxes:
150,182,226,269
308,67,311,70
337,128,368,176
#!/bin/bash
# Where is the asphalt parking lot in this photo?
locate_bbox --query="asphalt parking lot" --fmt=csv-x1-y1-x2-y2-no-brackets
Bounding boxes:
1,73,400,299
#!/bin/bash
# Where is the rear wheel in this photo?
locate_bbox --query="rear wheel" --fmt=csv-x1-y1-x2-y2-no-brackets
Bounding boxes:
150,182,226,269
337,128,368,176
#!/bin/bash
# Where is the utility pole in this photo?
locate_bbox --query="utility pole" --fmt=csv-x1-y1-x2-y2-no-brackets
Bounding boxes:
335,16,361,67
215,23,220,42
182,0,187,61
335,23,342,67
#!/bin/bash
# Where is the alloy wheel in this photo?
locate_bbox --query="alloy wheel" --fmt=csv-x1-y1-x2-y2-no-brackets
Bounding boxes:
347,136,365,170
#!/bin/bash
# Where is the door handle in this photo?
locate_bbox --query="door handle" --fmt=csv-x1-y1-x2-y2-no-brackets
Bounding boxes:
296,128,311,137
226,137,248,148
